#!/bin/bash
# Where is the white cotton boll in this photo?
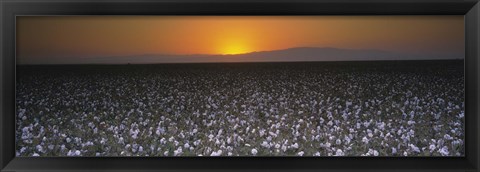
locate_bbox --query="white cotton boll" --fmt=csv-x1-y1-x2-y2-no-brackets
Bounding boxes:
386,132,391,138
164,151,169,156
336,139,342,145
297,151,304,156
36,145,43,153
22,116,27,120
437,139,445,147
281,145,287,152
118,137,124,144
314,152,321,156
261,141,270,148
74,137,82,144
314,135,321,141
67,150,73,156
184,143,190,149
294,131,300,138
210,150,222,156
75,150,81,156
344,136,351,145
228,152,233,156
403,151,408,156
325,142,331,148
150,145,156,152
409,111,415,119
32,153,40,156
452,140,462,147
444,134,453,140
96,152,101,156
457,113,464,119
439,146,449,156
208,134,215,140
362,137,369,144
392,147,397,154
66,138,71,143
327,121,333,126
259,130,265,137
173,147,183,156
349,128,355,133
269,131,277,138
429,144,436,152
156,127,164,136
20,147,27,153
335,149,344,156
373,150,379,156
251,148,258,155
291,143,299,149
22,126,29,133
213,150,223,156
138,146,144,153
275,143,281,149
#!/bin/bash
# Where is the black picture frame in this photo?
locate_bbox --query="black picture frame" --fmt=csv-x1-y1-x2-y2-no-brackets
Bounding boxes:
1,0,479,171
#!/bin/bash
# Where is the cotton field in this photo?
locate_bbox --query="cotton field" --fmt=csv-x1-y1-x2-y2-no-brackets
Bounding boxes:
15,60,465,156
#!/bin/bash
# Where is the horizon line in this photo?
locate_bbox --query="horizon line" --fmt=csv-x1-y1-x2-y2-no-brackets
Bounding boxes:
17,59,465,66
89,47,371,57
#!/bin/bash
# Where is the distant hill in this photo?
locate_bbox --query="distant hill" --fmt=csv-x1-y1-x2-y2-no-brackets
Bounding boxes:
24,47,462,64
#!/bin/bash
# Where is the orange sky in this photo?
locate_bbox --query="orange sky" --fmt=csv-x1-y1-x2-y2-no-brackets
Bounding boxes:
17,16,464,64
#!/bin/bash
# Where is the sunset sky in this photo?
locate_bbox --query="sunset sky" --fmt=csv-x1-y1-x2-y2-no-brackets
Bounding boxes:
17,16,464,64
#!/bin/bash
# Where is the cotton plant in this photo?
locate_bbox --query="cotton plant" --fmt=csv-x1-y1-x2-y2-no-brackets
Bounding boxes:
15,62,464,156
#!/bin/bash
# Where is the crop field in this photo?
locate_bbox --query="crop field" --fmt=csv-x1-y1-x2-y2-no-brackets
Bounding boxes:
15,60,465,156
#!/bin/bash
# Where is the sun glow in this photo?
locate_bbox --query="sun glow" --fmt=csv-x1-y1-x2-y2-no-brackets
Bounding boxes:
221,44,251,55
215,29,254,55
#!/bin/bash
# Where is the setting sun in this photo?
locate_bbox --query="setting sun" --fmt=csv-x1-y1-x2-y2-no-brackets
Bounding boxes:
220,44,251,55
215,31,254,55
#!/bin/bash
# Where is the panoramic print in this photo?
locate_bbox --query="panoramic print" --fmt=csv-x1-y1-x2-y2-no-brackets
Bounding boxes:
16,16,464,156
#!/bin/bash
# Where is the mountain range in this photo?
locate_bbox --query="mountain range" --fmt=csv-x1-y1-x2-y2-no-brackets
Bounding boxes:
24,47,462,64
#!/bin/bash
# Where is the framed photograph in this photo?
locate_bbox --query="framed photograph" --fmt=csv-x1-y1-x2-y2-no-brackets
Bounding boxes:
1,0,479,171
